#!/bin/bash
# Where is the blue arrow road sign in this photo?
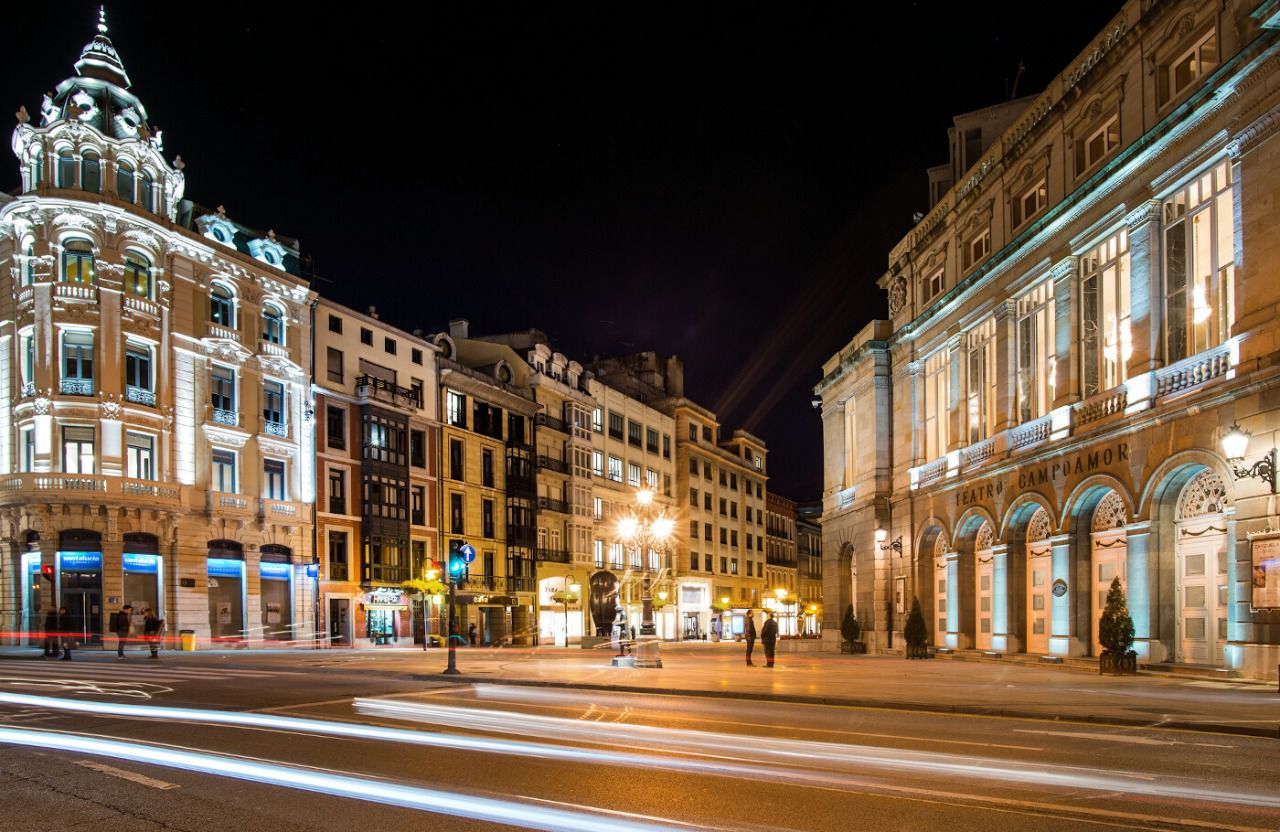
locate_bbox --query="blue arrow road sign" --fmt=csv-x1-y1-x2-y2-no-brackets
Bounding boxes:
459,543,477,564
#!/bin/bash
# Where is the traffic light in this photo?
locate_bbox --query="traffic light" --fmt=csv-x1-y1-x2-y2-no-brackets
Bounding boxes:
40,564,54,583
447,540,466,582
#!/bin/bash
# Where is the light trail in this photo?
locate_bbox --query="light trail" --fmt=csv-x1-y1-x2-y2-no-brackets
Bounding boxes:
0,725,704,832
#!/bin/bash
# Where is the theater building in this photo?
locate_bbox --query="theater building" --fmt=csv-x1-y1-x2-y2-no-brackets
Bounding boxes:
1,16,315,647
818,0,1280,679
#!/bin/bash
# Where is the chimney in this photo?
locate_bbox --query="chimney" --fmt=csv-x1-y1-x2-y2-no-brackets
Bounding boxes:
665,355,684,397
367,305,379,320
449,318,469,339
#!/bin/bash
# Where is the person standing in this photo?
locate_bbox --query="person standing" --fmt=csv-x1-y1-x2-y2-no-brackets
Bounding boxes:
113,604,133,658
143,608,165,658
761,611,779,668
58,606,74,661
744,614,757,666
468,622,477,647
42,607,60,658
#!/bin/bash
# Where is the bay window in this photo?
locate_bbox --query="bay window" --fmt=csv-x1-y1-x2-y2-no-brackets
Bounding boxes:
1164,160,1234,363
61,330,94,395
61,239,94,284
1080,229,1131,397
1016,280,1055,422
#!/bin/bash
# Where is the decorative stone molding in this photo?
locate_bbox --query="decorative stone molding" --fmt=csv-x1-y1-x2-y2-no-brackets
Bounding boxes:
888,275,907,316
1027,508,1050,542
1092,491,1127,532
1177,470,1229,520
202,424,251,449
1226,102,1280,159
1123,199,1162,230
99,393,122,421
1049,255,1078,282
975,522,994,549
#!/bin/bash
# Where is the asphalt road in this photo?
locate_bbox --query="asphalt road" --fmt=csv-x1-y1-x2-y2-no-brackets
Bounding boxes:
1,654,1277,832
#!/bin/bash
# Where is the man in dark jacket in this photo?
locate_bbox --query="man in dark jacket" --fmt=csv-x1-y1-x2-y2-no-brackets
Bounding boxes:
113,605,133,658
58,606,74,660
43,607,60,657
761,611,779,668
143,608,165,658
744,614,757,666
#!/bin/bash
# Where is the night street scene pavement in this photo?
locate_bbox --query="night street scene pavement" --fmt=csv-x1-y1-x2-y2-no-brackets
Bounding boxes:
5,1,1280,830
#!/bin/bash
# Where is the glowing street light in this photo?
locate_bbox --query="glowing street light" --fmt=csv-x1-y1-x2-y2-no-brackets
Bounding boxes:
1221,423,1278,492
614,487,676,668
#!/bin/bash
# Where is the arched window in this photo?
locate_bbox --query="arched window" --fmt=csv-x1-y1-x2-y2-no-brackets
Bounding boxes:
139,172,154,211
124,252,152,298
262,304,285,345
61,239,95,284
116,159,135,201
56,148,76,188
82,150,101,192
210,283,235,327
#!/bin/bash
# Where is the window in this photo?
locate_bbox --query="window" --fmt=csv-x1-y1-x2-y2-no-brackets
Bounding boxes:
967,318,997,443
704,553,712,572
719,498,727,516
592,450,604,477
212,449,236,492
326,347,344,384
328,314,342,334
450,438,464,481
746,506,753,522
210,364,235,414
263,459,286,500
646,427,659,453
663,474,671,496
413,486,426,526
328,468,346,514
646,468,659,489
263,305,285,345
327,532,348,581
1161,29,1217,106
608,411,624,440
720,470,727,487
59,426,94,474
19,332,35,389
410,379,423,409
596,497,606,521
720,556,728,573
730,501,738,519
410,430,426,468
731,559,739,575
61,239,94,284
262,380,286,432
139,172,154,212
704,492,712,511
594,539,605,568
730,473,737,490
962,227,990,271
731,531,738,547
62,331,95,395
446,391,467,428
627,462,641,487
704,523,712,542
609,543,624,570
688,456,698,475
1080,229,1131,397
1164,161,1234,363
720,527,728,545
1016,279,1056,423
82,150,100,192
688,423,697,441
124,342,153,403
1011,179,1047,229
360,327,373,346
702,426,712,443
747,535,754,551
20,428,34,472
1077,115,1119,175
124,252,151,297
482,448,494,488
366,537,407,584
922,347,949,460
690,487,698,507
411,347,423,365
703,461,712,479
56,148,75,188
662,434,671,459
918,267,943,302
384,337,396,355
472,402,503,439
116,159,135,201
23,241,35,285
592,408,603,432
326,405,346,450
482,499,494,538
210,284,235,326
450,492,464,533
126,432,153,480
608,455,623,482
691,551,699,571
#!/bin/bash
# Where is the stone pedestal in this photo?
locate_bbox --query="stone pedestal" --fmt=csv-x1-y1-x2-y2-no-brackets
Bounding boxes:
633,635,663,668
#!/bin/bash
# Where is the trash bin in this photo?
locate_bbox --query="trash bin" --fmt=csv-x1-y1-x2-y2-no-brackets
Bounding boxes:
179,629,196,652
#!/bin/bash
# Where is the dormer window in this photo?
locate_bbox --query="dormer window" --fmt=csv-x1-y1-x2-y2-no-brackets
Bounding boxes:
263,304,285,345
210,283,235,327
62,239,94,284
1011,179,1047,230
82,150,100,192
56,148,76,188
1160,28,1217,107
124,252,151,298
116,159,135,201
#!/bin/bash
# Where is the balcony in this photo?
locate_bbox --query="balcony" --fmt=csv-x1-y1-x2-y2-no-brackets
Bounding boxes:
206,323,240,342
211,408,240,427
258,340,289,359
355,375,420,410
535,413,567,434
1073,387,1127,430
536,547,572,564
125,385,156,407
0,474,179,509
536,454,568,475
259,498,308,523
206,491,255,519
1155,342,1233,399
537,496,570,514
55,282,97,302
458,574,534,594
60,378,94,396
123,295,160,317
20,381,36,399
262,419,289,438
117,477,182,507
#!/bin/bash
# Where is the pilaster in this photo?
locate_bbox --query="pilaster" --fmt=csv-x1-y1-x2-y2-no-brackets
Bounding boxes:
1050,256,1079,409
1124,200,1163,380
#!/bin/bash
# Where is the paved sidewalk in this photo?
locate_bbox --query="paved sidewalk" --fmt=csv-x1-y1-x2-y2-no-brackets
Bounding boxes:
3,641,1276,737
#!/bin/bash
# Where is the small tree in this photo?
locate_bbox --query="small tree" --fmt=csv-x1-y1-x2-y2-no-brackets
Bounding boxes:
840,604,861,647
1098,576,1135,655
903,597,928,650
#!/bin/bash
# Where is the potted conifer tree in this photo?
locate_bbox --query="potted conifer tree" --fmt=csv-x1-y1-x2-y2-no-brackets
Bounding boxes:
840,604,863,654
1098,576,1138,675
903,597,930,659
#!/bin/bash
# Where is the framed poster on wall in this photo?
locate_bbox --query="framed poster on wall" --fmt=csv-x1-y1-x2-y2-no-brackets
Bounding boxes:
894,576,906,615
1251,536,1280,610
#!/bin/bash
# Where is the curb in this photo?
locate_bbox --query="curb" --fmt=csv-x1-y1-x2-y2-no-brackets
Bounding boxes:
404,673,1280,740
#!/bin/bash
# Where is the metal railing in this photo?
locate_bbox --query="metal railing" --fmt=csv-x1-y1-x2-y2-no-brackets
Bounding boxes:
537,496,570,514
60,377,94,396
263,419,288,437
355,375,420,409
212,408,240,427
536,455,568,474
125,385,156,406
535,547,572,563
535,413,567,433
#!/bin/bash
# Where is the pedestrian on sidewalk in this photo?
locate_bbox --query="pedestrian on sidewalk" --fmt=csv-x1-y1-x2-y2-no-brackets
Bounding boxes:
761,611,778,668
744,614,757,666
58,606,74,661
42,607,60,657
143,608,165,658
113,604,133,658
468,623,477,647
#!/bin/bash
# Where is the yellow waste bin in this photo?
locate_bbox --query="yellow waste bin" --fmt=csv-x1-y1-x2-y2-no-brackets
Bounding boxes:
179,630,196,651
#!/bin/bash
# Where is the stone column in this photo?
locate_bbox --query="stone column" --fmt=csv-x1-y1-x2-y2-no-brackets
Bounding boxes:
1048,533,1086,656
993,299,1017,434
1123,521,1164,663
1051,256,1080,408
991,543,1012,653
945,550,965,649
947,333,965,453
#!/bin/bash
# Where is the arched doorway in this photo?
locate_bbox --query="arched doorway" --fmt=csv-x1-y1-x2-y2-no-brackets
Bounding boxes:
1024,508,1052,655
1090,491,1127,656
974,522,995,650
1174,470,1230,666
931,532,950,647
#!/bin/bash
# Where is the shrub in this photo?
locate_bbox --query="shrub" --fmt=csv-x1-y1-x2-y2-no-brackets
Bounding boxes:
840,604,861,645
1098,576,1135,655
903,597,928,648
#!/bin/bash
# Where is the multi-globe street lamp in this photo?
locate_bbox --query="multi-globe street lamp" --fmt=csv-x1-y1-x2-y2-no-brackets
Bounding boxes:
616,487,675,668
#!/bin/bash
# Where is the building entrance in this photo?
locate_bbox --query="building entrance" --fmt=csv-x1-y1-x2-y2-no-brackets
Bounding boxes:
367,608,396,644
1090,491,1128,656
1174,470,1230,667
58,550,103,646
975,553,994,650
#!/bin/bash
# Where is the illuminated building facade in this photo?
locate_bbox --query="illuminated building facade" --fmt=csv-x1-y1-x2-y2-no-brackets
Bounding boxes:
818,0,1280,679
1,17,316,647
795,501,823,636
763,493,798,636
311,301,439,647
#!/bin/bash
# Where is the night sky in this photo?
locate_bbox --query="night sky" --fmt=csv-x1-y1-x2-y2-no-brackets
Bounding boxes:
5,2,1120,501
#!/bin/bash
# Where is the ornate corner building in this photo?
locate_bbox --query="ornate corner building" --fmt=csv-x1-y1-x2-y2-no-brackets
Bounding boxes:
818,0,1280,679
0,16,316,646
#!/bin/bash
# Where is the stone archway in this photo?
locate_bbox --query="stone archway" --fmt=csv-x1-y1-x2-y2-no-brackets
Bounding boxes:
1064,479,1134,658
951,511,994,650
1171,469,1231,665
915,524,947,648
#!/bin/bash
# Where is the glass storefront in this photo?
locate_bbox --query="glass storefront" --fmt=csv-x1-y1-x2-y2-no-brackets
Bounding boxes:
122,553,161,622
58,550,103,645
260,561,293,640
207,557,246,641
366,608,397,644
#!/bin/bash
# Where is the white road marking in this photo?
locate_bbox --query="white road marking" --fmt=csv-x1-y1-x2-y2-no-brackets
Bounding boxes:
253,698,357,714
75,759,180,789
1013,728,1235,749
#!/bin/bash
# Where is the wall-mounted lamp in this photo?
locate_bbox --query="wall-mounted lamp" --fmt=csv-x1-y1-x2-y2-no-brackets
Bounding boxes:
1221,423,1278,493
876,526,903,554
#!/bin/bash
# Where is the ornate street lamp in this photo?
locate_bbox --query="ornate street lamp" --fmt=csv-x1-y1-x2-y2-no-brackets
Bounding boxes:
615,487,675,668
1221,423,1278,492
551,574,581,647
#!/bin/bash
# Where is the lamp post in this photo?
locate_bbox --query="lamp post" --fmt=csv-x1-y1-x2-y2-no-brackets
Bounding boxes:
616,487,675,668
555,574,580,648
1222,423,1278,492
877,526,904,648
775,587,789,637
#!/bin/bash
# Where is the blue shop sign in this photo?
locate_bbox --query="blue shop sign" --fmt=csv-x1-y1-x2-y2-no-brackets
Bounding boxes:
58,551,102,571
27,559,40,573
305,563,319,579
260,561,291,580
207,558,245,578
123,553,160,574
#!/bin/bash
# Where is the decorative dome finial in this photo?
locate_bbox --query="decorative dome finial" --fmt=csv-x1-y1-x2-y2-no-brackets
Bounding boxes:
75,5,130,88
98,6,108,35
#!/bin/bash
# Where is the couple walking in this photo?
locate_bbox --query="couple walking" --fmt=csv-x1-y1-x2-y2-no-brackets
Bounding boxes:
744,611,779,668
112,605,166,658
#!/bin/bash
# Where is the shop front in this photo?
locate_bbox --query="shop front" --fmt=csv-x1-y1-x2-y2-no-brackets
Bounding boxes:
122,532,163,624
538,576,584,647
259,545,293,641
207,540,246,642
361,587,411,647
678,581,711,640
762,595,800,638
58,530,104,646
